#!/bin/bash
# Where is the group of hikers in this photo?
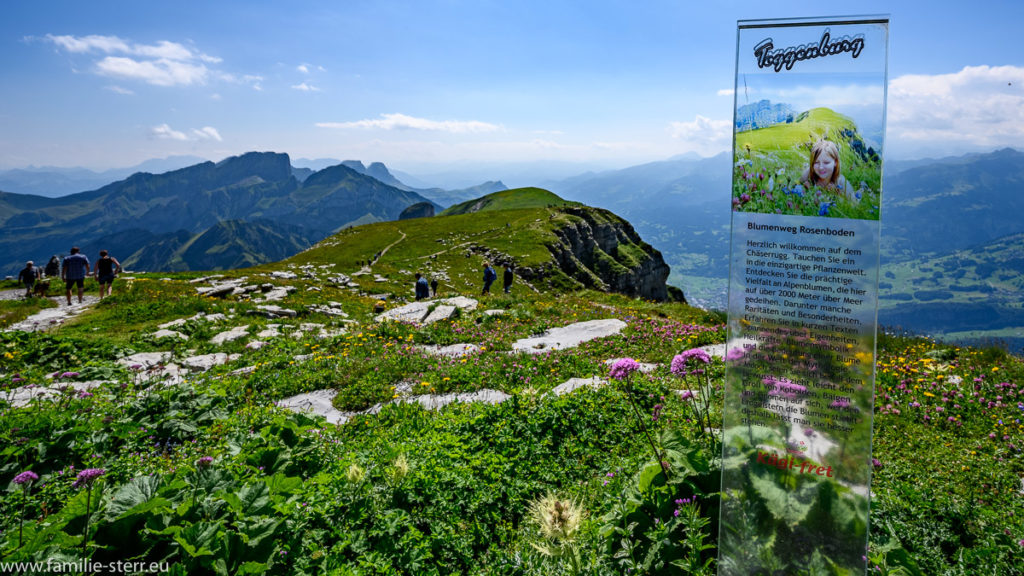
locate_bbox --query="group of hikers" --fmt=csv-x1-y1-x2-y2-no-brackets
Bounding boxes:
481,262,514,295
17,247,122,305
413,261,514,301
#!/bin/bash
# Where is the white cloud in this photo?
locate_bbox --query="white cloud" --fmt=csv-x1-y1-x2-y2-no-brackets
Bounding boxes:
297,64,309,74
717,88,735,96
42,34,223,87
291,82,320,92
888,65,1024,151
105,85,134,95
317,113,501,133
151,124,188,141
151,124,222,142
45,34,218,62
192,127,222,141
97,56,209,86
668,114,732,153
45,34,131,54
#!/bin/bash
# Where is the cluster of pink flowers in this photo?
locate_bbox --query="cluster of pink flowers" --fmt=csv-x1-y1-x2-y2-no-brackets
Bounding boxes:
670,348,711,376
13,470,38,485
608,358,640,381
71,468,106,489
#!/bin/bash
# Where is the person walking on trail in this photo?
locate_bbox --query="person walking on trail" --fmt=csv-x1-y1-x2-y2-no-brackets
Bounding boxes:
430,278,438,297
61,246,90,305
18,261,40,298
95,249,122,299
415,272,430,300
44,255,60,278
482,262,497,295
502,264,514,294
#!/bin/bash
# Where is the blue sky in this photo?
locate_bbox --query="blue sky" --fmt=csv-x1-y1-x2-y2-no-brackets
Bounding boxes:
2,0,1023,175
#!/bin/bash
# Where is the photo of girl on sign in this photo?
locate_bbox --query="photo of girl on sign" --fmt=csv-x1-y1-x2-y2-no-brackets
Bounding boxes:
731,105,882,220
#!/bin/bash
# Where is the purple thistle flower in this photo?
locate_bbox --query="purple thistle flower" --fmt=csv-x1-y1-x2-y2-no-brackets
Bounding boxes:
670,348,711,376
72,468,106,489
13,471,38,485
196,456,214,467
61,371,80,379
725,347,745,361
678,390,694,401
609,358,640,381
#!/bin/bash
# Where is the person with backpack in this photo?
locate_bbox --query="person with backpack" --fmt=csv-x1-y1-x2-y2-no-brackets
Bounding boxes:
415,272,430,300
44,255,60,278
482,262,497,295
18,261,40,298
502,264,514,294
94,249,122,299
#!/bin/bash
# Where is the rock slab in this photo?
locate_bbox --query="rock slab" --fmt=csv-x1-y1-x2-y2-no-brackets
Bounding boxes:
511,319,627,354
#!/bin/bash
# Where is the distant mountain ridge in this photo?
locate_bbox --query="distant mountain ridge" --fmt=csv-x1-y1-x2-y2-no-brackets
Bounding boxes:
0,156,207,198
0,152,442,274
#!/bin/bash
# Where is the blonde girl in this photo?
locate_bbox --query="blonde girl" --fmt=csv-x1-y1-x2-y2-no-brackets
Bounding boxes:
800,140,853,200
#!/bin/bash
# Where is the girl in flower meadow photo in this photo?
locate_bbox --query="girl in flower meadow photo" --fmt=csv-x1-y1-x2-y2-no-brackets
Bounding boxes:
731,107,883,220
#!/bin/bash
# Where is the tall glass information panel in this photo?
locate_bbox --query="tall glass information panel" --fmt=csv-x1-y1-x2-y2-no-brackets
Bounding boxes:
719,16,889,575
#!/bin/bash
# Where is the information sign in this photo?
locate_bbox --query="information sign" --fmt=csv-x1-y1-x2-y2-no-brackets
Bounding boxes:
719,15,889,575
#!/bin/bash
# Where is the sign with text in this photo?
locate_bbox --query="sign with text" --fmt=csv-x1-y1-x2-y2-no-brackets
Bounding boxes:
719,16,888,575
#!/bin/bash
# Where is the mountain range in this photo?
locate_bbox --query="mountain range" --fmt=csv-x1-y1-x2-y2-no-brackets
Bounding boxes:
2,146,1022,349
0,156,207,198
0,152,490,274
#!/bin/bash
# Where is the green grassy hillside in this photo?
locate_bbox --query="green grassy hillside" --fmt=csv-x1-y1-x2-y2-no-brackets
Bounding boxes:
879,232,1024,349
439,187,579,216
291,203,665,298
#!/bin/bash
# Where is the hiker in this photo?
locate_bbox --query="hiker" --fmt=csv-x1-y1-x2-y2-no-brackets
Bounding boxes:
503,264,514,294
95,249,122,299
430,278,438,297
415,272,430,300
18,261,40,298
482,262,497,295
61,246,90,305
44,255,60,278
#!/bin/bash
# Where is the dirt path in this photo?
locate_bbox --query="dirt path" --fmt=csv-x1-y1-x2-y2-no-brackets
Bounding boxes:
361,230,408,271
419,241,473,260
2,289,101,332
377,230,407,262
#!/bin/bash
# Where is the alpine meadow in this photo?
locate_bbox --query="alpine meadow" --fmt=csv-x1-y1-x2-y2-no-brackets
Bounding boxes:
2,178,1022,574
